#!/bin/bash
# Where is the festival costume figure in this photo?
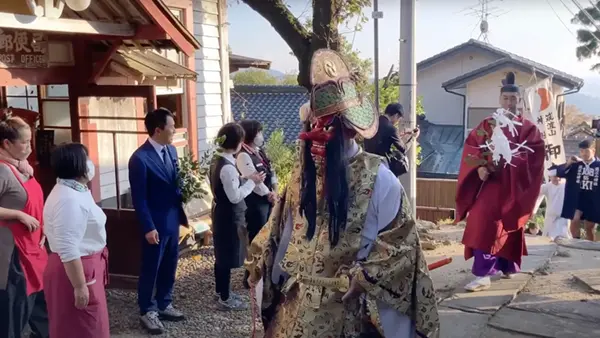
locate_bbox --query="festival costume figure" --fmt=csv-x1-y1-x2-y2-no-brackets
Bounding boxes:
245,49,439,338
555,140,600,241
537,167,570,241
455,72,546,292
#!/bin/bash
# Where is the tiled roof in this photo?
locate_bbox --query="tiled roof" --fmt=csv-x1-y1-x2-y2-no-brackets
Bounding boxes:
417,121,464,178
419,39,583,89
230,85,309,143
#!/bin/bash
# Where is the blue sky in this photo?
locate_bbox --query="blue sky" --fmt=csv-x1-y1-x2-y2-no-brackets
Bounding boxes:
227,0,600,81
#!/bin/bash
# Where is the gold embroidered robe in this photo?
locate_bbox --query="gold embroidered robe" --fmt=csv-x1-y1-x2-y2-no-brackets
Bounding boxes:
246,150,439,337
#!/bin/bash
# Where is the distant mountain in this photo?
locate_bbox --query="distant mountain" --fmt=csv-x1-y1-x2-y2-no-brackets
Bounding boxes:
567,92,600,116
268,69,285,78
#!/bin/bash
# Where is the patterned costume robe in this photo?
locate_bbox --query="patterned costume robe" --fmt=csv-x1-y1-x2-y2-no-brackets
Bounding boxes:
246,147,439,337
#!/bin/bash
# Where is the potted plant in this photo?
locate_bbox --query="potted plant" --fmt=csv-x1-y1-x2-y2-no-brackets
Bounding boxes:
177,149,214,247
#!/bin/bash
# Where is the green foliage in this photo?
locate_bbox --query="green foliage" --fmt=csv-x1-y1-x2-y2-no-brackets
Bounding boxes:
371,82,399,113
279,73,300,85
178,135,225,204
369,81,425,165
264,129,296,193
231,69,302,86
571,1,600,71
231,69,278,85
339,36,373,92
178,151,211,205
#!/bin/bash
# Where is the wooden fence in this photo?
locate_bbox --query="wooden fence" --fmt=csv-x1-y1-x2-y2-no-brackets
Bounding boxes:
415,178,457,222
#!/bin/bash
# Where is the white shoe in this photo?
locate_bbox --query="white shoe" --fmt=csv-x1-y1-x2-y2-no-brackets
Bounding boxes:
502,273,515,279
214,290,243,301
218,296,248,311
140,311,165,335
464,276,491,292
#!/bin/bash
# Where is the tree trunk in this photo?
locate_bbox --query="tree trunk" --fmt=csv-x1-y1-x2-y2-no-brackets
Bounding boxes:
241,0,341,90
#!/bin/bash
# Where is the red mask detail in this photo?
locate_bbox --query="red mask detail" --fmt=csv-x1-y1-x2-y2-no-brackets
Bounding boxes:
299,115,335,158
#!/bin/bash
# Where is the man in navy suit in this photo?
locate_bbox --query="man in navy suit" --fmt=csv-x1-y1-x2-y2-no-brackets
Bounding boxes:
129,108,188,334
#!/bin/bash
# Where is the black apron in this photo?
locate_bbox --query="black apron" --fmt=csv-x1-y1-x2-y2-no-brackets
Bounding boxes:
209,155,247,269
240,146,274,241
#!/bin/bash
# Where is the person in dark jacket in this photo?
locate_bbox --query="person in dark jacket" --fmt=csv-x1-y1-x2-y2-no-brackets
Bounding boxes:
364,103,419,176
209,123,264,310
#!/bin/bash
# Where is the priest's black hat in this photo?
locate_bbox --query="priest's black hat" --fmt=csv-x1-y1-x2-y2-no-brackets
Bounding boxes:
501,72,519,93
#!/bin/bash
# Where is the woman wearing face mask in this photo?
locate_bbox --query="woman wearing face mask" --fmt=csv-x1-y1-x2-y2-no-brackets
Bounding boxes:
210,123,265,310
236,120,278,289
42,143,109,338
0,116,49,338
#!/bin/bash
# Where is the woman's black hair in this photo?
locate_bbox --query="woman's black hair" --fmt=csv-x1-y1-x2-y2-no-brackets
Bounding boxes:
217,122,245,150
300,116,349,247
50,143,89,180
0,115,29,147
239,119,263,144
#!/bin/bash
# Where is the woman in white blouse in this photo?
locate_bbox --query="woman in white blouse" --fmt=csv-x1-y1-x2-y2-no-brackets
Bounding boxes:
42,143,109,338
209,123,264,310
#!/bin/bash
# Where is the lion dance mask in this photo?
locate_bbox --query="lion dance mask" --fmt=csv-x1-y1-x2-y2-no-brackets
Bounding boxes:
297,49,379,247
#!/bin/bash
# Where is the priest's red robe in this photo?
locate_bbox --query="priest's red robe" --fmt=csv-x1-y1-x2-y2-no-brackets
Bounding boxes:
455,116,545,266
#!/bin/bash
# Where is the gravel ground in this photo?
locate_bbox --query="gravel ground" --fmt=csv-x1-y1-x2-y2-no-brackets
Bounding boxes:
108,246,262,338
108,224,463,337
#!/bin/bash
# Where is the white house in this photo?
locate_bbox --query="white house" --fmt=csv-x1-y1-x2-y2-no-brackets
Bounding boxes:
416,39,583,178
193,0,232,153
417,39,583,132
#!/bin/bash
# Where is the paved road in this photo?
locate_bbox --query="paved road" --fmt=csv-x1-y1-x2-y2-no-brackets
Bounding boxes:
437,236,600,338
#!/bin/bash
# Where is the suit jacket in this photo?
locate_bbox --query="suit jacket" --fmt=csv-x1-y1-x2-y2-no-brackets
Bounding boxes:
128,140,188,237
363,115,405,156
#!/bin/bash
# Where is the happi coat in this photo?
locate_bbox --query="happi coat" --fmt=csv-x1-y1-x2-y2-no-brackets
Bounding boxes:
556,159,600,223
455,116,545,265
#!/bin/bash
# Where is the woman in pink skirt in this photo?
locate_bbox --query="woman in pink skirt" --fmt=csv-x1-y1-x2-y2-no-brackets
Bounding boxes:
43,143,109,338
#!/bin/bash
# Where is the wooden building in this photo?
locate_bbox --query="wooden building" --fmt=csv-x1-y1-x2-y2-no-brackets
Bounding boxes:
0,0,200,287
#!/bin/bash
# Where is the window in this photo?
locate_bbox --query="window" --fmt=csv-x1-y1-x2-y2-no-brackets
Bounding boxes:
4,86,39,112
40,85,71,144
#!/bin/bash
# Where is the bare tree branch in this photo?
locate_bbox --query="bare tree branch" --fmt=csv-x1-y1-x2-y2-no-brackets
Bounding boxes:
241,0,310,59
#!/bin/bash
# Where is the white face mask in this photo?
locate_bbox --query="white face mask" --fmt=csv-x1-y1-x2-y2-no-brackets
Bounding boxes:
86,159,95,181
254,132,264,148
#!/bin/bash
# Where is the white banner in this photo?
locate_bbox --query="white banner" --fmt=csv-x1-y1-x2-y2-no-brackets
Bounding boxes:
522,79,565,171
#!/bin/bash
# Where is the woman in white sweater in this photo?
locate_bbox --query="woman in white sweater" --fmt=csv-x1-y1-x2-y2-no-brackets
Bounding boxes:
42,143,109,338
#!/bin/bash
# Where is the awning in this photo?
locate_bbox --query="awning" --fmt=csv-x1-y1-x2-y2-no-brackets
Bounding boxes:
108,50,197,86
230,53,271,72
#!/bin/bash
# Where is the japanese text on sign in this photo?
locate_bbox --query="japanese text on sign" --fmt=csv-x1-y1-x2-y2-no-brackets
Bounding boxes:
523,79,565,171
0,29,48,68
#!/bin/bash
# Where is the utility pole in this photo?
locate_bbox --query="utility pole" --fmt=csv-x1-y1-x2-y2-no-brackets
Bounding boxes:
373,0,383,111
399,0,417,216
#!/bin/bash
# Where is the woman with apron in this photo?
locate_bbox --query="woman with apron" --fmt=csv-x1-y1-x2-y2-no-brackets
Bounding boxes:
0,116,49,338
236,119,278,288
43,143,109,338
209,122,264,311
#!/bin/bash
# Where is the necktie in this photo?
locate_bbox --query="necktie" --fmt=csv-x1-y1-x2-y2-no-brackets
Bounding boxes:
162,147,173,173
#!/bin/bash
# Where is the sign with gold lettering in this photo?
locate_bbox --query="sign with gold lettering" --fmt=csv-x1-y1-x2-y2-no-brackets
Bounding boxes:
0,29,48,68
